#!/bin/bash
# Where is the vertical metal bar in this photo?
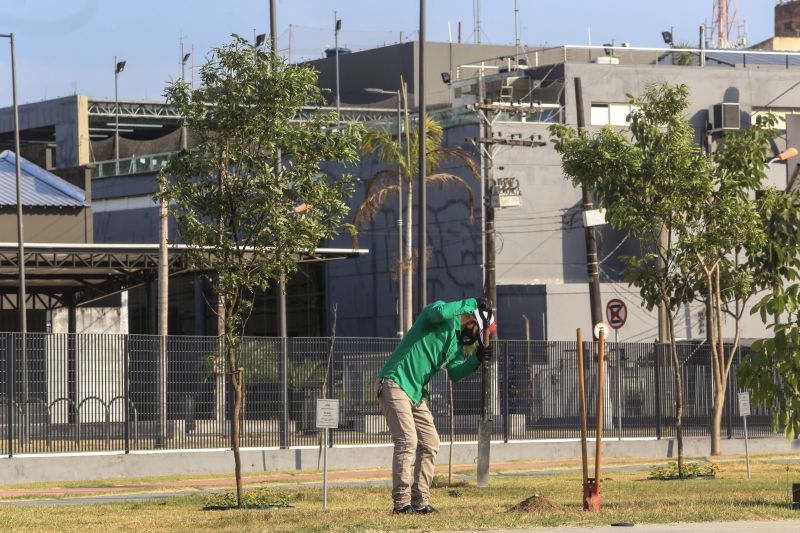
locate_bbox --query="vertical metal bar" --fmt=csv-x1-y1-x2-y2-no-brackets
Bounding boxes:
279,277,289,448
502,340,509,443
124,334,130,453
654,342,662,440
615,336,622,439
6,333,13,457
743,413,750,480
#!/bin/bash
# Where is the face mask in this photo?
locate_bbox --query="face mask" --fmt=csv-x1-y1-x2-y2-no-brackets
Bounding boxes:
462,340,478,355
457,325,478,346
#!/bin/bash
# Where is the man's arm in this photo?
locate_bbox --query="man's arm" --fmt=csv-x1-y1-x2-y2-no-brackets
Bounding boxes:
446,353,480,382
427,298,477,324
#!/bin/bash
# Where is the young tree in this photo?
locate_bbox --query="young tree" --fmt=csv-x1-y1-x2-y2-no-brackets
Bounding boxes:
158,36,363,507
680,115,776,455
551,83,711,475
354,114,477,330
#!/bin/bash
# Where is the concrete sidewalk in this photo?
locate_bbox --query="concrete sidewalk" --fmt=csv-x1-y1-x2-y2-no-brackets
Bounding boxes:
436,522,800,533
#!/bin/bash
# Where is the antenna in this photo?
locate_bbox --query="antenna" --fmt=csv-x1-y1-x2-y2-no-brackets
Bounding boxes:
474,0,481,44
711,0,746,48
514,0,520,62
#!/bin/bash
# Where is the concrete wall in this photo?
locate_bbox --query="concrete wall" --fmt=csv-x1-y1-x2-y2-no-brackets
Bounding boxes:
1,436,796,484
0,95,88,168
47,294,129,423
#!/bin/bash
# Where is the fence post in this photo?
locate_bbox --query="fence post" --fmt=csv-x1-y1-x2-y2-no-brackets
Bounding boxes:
502,340,509,443
123,335,130,454
280,337,289,449
654,341,662,440
6,332,13,457
726,351,734,439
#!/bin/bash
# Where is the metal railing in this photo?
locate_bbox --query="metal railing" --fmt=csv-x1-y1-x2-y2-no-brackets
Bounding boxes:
0,332,775,455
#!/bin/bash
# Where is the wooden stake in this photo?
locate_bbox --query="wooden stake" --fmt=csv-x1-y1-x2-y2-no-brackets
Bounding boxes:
595,329,605,484
577,328,588,487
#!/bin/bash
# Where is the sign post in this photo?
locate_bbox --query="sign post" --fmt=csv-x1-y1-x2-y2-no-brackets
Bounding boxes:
737,392,751,480
606,299,627,439
316,398,340,509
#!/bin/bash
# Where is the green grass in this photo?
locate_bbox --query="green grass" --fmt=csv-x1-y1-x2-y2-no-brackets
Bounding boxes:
1,458,799,532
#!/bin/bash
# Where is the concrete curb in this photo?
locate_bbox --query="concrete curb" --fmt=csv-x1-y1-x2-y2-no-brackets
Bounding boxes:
1,436,797,484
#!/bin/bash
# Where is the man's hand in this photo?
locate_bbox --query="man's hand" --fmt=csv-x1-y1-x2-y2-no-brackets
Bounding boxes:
477,344,493,363
476,297,492,312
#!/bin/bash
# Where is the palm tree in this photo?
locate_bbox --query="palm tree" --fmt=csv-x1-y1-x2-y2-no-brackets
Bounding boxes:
354,114,478,331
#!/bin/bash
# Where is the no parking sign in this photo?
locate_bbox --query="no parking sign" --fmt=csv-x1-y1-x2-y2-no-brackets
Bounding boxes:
605,299,627,330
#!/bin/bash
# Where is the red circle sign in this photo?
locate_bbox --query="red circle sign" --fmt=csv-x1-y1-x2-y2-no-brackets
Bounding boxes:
606,299,627,330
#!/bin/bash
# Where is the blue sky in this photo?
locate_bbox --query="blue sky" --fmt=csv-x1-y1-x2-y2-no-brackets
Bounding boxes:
0,0,775,104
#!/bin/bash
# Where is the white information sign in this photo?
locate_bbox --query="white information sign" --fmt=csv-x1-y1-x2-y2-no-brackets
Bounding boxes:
738,392,751,417
316,399,340,429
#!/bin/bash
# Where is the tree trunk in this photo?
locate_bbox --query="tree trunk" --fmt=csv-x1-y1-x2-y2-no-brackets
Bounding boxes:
710,388,725,456
224,330,243,508
230,363,243,507
667,313,684,478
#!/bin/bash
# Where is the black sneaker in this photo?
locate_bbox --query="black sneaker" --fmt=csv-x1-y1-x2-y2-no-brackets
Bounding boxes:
413,504,438,514
392,505,416,515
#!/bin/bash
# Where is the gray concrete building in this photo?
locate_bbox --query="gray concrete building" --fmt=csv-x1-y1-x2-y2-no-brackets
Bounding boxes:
324,43,800,342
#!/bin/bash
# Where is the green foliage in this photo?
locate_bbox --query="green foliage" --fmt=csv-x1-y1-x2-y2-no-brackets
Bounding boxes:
203,489,291,509
158,35,364,341
550,82,707,313
648,462,720,480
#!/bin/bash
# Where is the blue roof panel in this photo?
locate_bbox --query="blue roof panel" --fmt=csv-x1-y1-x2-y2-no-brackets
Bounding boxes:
0,151,86,208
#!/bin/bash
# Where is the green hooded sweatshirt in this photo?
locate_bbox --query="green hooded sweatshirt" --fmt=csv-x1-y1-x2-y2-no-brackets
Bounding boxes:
378,298,481,404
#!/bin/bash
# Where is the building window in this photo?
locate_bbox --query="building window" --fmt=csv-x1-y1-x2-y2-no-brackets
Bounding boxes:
591,103,637,126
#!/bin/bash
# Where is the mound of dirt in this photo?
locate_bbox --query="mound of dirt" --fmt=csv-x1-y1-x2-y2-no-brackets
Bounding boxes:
509,493,564,512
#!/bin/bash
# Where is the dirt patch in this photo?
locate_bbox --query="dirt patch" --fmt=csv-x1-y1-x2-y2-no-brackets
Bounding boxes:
509,493,564,512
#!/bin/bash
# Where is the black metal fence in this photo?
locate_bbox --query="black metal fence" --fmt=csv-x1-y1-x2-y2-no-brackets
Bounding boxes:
0,333,775,455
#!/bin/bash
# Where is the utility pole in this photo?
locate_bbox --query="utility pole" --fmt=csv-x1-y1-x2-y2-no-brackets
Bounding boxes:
573,78,604,334
417,0,427,314
468,94,547,490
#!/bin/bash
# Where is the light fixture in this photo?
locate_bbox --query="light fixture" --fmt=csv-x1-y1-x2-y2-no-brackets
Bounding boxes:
661,31,673,45
255,33,266,47
115,60,126,74
440,72,451,84
602,43,613,56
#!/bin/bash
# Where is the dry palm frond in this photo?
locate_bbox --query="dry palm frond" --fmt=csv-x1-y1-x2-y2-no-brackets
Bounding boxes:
427,173,475,222
431,145,480,180
351,182,402,248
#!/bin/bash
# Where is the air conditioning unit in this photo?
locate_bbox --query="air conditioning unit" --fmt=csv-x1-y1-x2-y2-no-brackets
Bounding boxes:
708,103,740,132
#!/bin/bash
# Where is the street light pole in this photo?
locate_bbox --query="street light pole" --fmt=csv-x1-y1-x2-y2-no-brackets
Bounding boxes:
418,0,427,314
1,32,26,449
365,86,405,335
114,58,126,176
334,13,341,123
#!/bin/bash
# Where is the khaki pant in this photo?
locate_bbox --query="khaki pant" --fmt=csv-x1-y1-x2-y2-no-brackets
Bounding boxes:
376,378,440,510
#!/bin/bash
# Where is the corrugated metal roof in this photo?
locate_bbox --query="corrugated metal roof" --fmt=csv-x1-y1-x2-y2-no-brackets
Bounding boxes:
0,151,86,208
